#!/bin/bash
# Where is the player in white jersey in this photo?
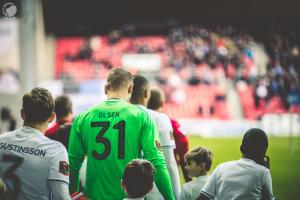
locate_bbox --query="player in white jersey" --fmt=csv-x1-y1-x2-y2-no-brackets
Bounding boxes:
130,75,181,200
0,87,71,200
197,128,275,200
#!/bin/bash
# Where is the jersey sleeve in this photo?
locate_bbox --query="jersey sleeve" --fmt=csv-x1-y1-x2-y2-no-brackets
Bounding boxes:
68,116,85,193
162,147,181,199
157,114,176,148
180,184,191,200
48,143,70,185
262,169,275,200
200,165,220,199
139,111,175,200
49,181,71,200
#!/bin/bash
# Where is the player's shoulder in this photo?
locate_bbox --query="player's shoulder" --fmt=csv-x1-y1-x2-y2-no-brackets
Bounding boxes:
0,129,15,139
157,112,171,122
42,137,67,156
154,112,172,128
182,179,196,189
215,160,238,171
133,105,152,116
251,160,270,173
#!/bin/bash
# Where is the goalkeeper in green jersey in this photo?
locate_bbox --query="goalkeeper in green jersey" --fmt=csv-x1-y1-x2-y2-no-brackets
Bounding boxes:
68,68,174,200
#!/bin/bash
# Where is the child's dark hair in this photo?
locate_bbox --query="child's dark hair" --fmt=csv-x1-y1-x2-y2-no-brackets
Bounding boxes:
122,159,155,198
185,147,213,171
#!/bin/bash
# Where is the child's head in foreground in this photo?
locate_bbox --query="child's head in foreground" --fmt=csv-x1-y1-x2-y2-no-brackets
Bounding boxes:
122,159,156,198
185,147,213,178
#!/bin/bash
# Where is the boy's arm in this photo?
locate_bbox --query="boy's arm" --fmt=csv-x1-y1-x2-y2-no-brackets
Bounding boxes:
68,116,85,193
140,112,175,200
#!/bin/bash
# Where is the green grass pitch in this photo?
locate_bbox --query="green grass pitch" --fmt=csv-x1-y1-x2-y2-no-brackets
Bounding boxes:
180,136,300,200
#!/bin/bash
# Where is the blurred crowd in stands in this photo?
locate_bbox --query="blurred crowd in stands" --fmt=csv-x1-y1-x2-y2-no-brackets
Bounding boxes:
58,25,300,119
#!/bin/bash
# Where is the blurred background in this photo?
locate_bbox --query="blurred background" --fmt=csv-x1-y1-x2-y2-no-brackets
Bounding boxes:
0,0,300,199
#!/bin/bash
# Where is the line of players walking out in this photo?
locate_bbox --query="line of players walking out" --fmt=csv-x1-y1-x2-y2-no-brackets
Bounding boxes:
0,68,274,200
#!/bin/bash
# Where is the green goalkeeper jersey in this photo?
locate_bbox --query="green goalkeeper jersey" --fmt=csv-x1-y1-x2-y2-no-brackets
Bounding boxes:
68,99,174,200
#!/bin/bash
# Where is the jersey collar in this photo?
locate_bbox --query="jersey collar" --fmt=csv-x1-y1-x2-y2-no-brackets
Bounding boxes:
240,158,256,164
21,126,44,136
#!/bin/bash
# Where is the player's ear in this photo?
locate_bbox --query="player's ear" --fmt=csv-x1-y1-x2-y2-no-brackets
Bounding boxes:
148,182,154,193
144,88,149,99
200,162,206,170
128,83,133,94
121,179,127,193
48,112,56,123
104,85,108,95
240,145,245,154
20,109,25,120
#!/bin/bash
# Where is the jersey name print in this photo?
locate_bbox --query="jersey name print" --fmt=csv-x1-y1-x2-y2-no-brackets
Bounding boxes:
0,143,47,157
98,111,120,118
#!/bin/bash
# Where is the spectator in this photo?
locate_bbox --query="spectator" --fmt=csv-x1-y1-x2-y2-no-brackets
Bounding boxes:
65,38,93,61
180,147,213,200
121,159,155,200
0,68,20,94
0,107,16,134
197,128,274,200
0,87,71,200
68,68,174,200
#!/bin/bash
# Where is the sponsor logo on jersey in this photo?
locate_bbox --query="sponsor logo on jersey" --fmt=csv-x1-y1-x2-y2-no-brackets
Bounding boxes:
59,161,69,176
155,140,162,151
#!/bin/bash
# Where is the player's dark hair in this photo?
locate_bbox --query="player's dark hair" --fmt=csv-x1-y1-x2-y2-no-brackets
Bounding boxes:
22,87,54,123
106,68,133,91
147,89,163,110
55,95,72,120
130,75,149,104
240,128,268,165
185,147,213,171
122,159,155,198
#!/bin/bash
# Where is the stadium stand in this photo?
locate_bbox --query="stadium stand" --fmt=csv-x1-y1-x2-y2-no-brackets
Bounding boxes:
54,26,300,120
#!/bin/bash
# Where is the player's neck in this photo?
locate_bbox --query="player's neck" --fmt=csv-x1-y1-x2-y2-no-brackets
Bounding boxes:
156,107,163,112
107,91,129,102
138,100,147,107
57,116,72,124
23,121,48,134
